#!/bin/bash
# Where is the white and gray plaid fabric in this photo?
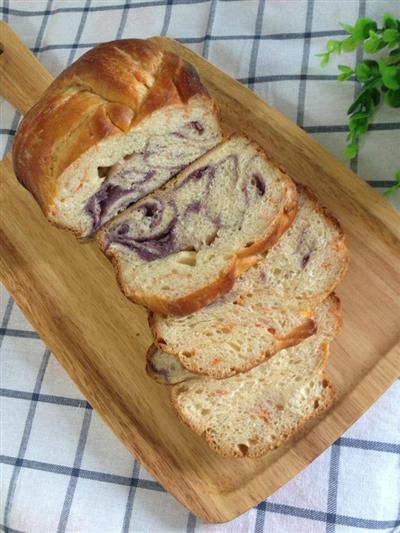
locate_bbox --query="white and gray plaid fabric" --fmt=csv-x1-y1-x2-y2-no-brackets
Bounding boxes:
1,1,399,532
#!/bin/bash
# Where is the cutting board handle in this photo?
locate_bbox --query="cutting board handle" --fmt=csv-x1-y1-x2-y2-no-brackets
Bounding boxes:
0,21,53,115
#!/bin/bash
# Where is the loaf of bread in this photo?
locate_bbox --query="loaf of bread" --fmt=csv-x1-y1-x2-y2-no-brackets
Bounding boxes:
150,186,348,375
148,295,340,457
13,39,223,237
97,134,297,315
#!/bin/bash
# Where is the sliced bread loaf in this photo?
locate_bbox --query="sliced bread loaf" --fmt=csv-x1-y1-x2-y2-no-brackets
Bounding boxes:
150,295,340,457
150,186,348,376
97,134,297,315
13,39,223,238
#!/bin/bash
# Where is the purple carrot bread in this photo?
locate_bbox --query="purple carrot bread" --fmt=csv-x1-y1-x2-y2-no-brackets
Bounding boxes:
97,133,298,315
149,186,349,376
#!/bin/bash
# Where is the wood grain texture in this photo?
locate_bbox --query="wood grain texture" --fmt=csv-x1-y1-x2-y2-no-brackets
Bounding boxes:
1,26,400,522
0,22,53,113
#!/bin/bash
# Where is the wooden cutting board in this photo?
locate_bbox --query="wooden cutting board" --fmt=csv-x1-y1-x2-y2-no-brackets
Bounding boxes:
1,22,399,523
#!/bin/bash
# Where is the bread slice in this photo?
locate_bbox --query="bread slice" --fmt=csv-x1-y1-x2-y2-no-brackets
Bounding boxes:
147,294,340,384
172,346,334,457
234,185,349,310
150,186,348,375
13,39,223,238
97,134,297,315
150,303,316,378
149,295,340,457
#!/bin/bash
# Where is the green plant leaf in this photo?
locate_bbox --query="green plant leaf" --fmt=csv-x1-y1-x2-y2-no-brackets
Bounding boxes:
337,64,354,81
340,22,355,34
377,40,389,52
382,13,397,30
338,64,354,73
386,51,400,65
350,111,370,120
383,29,400,43
349,114,369,136
327,39,341,52
321,14,398,176
364,37,381,54
353,17,378,41
383,170,400,196
385,88,400,107
338,72,353,81
384,184,400,196
347,88,370,114
371,87,381,106
378,58,385,74
347,96,366,114
368,30,380,40
347,100,362,115
363,59,380,75
358,119,369,134
341,36,358,52
355,61,372,81
320,53,330,68
344,142,358,159
382,66,400,89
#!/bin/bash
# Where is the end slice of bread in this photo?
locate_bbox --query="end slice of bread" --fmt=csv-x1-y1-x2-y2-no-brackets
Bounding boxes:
13,39,223,238
97,134,297,315
171,351,334,457
150,295,340,457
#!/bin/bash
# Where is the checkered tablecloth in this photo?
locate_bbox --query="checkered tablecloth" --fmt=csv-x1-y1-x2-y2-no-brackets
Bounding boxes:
1,1,399,532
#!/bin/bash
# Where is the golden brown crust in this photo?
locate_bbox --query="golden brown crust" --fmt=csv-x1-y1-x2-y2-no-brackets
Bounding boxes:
324,293,343,341
121,257,238,316
12,39,213,217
